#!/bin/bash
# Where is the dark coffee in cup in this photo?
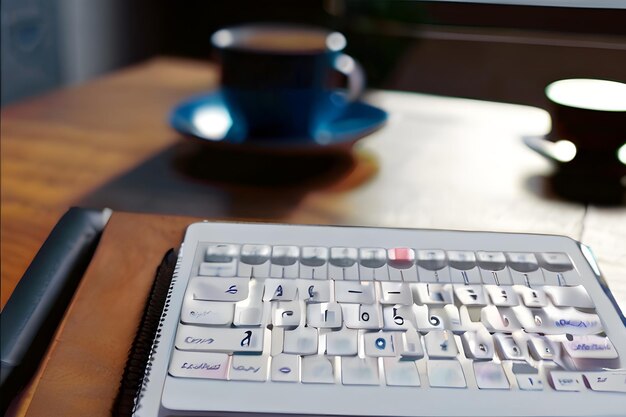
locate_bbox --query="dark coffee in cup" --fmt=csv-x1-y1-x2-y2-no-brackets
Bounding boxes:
211,25,364,141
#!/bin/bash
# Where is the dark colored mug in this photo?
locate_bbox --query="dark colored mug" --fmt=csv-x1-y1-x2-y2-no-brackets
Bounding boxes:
211,24,364,141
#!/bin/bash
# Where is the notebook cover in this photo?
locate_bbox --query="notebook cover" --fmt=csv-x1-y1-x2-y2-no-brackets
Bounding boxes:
11,212,201,417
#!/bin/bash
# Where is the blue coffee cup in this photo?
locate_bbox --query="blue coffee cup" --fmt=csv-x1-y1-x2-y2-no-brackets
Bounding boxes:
211,24,365,141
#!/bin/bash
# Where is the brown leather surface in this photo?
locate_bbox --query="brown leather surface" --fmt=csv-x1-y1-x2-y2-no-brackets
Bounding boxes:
22,212,200,417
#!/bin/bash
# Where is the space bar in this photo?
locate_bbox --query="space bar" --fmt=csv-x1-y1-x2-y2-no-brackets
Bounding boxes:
175,324,264,353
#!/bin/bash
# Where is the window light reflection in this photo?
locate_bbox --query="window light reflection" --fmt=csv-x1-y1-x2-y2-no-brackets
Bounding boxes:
192,107,233,140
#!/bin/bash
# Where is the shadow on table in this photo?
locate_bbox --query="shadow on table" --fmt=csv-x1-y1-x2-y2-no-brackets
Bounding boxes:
77,141,378,219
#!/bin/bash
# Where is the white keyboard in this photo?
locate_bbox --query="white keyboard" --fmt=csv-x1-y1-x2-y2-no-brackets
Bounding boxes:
135,222,626,417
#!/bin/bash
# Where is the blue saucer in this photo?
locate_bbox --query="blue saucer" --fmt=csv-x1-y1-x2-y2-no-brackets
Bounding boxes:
170,90,387,153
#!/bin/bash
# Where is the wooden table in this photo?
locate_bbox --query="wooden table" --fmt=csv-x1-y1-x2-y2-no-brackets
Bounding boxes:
2,57,625,311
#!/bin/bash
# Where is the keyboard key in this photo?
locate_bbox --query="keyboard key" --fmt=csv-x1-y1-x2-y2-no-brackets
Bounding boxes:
383,305,416,330
512,363,544,391
297,280,331,303
476,251,506,270
189,277,250,302
414,305,445,332
379,282,413,305
363,331,398,357
300,246,328,279
550,371,586,391
473,362,509,389
493,333,524,360
416,250,447,270
384,358,420,386
263,279,298,302
230,355,269,381
454,285,487,306
544,285,594,309
447,251,476,270
481,305,521,332
270,246,300,278
412,283,453,305
427,360,466,388
424,330,458,358
449,267,482,284
307,303,343,329
329,247,358,268
199,262,237,277
506,252,539,272
527,335,559,361
175,325,264,353
335,281,376,304
271,354,300,382
233,278,264,327
272,301,302,328
509,269,545,286
283,327,318,355
206,244,239,263
514,285,548,308
485,285,519,307
301,355,335,384
180,298,235,325
538,252,574,272
342,304,382,330
583,371,626,393
387,247,415,269
326,328,358,356
342,357,379,385
461,328,494,360
168,350,229,379
239,244,271,278
359,248,387,269
561,335,618,360
399,329,424,359
479,268,512,285
515,305,603,335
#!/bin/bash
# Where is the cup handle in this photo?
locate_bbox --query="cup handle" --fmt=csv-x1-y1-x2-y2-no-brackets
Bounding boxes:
333,53,365,102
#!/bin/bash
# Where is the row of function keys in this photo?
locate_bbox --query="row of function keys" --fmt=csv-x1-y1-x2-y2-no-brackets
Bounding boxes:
199,244,578,285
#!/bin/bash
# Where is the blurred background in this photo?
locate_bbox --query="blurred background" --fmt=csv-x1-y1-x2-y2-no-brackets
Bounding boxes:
2,0,625,108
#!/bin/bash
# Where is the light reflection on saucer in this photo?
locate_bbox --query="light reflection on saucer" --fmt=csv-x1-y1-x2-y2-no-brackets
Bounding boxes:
192,106,233,140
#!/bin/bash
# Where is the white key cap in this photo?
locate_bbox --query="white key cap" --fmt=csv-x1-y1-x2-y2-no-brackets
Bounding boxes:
359,248,388,281
272,301,302,328
493,333,525,360
474,362,509,389
270,246,300,278
514,305,603,335
442,304,465,332
326,328,358,356
379,282,413,305
233,278,264,327
180,299,235,325
335,281,375,304
424,330,458,358
271,328,284,356
363,331,398,357
271,354,300,382
307,303,343,329
506,252,539,272
297,280,331,303
168,350,229,379
239,244,271,278
206,244,239,262
481,305,521,333
514,285,548,308
428,360,466,388
414,305,445,332
528,335,559,361
384,358,421,386
583,371,626,393
301,355,334,384
562,335,618,359
263,279,298,302
175,325,263,353
550,371,585,391
199,262,238,277
539,253,573,272
512,363,544,391
486,285,519,307
544,285,594,309
412,283,453,305
342,357,379,385
342,304,382,330
461,328,494,360
283,327,318,355
454,285,487,306
189,277,249,302
229,355,269,381
399,329,425,359
383,305,416,330
300,246,328,280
